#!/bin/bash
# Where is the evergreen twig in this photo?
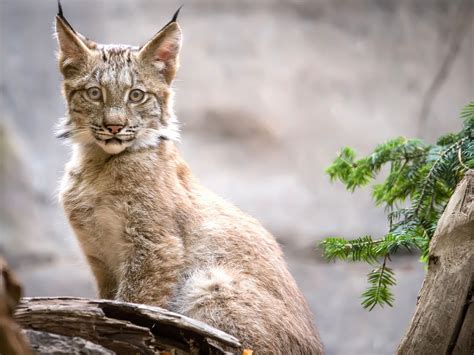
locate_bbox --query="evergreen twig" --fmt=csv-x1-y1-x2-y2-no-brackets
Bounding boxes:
320,102,474,310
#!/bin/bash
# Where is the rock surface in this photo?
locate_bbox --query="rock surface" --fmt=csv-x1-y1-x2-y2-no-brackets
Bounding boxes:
1,1,473,354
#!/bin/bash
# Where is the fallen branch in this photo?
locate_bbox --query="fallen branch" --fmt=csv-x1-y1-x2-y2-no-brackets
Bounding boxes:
15,297,241,354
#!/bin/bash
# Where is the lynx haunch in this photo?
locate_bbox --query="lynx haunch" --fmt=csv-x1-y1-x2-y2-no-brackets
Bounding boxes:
56,3,323,354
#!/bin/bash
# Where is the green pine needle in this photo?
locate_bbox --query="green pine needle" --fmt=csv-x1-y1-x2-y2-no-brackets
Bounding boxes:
362,259,396,310
320,101,474,311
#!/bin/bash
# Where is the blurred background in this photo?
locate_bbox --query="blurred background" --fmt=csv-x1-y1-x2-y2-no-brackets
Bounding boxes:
1,0,473,354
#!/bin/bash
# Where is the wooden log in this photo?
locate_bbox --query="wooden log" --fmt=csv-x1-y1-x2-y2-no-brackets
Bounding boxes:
397,170,474,354
15,297,241,354
23,329,114,354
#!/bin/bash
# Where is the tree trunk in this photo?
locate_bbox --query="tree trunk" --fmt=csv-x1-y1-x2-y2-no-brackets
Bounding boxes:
14,297,241,354
397,170,474,355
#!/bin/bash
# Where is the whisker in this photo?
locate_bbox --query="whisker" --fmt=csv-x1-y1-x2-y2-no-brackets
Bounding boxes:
56,125,91,140
56,130,72,140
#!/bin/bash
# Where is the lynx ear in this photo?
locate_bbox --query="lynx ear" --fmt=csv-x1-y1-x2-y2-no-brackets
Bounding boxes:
55,1,91,77
139,8,183,84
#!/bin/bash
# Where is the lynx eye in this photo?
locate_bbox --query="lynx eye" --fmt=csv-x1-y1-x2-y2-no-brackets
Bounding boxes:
86,87,102,101
129,89,145,103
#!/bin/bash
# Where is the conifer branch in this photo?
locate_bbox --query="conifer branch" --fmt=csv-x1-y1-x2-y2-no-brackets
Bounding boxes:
320,101,473,310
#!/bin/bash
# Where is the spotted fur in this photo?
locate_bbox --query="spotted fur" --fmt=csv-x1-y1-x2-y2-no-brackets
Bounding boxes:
56,6,323,354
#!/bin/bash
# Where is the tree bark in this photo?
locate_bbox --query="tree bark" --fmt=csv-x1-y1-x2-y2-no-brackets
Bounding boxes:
14,297,241,354
0,258,33,355
397,170,474,355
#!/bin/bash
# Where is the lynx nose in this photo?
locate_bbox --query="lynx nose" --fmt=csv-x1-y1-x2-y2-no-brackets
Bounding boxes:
106,125,124,135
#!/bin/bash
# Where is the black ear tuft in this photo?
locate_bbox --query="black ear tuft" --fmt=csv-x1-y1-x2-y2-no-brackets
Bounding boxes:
171,5,183,23
170,5,184,23
57,0,76,34
57,0,64,17
155,5,183,34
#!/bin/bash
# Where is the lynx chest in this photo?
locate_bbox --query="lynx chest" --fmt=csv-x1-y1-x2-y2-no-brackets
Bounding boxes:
60,166,131,273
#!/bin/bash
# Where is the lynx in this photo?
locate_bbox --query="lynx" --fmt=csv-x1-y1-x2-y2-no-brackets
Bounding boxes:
56,3,323,354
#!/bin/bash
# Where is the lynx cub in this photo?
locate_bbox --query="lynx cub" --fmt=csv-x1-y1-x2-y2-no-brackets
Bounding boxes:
56,4,323,354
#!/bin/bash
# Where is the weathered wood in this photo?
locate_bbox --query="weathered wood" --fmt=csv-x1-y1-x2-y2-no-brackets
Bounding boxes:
23,329,114,355
397,170,474,355
15,297,241,354
0,258,32,355
452,296,473,355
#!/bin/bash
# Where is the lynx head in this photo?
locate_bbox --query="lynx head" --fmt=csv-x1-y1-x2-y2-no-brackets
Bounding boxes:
55,2,182,154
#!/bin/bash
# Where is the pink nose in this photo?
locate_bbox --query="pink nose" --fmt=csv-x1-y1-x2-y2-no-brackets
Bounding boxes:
106,125,124,134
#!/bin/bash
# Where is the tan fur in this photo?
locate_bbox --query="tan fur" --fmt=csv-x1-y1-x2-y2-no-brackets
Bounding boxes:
56,10,323,354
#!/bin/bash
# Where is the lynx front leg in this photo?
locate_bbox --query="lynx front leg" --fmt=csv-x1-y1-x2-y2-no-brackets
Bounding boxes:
70,228,118,299
86,255,118,299
115,241,184,307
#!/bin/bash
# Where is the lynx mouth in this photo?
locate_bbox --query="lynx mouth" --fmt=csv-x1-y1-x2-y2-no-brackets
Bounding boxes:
105,138,123,145
95,136,136,144
95,135,135,155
